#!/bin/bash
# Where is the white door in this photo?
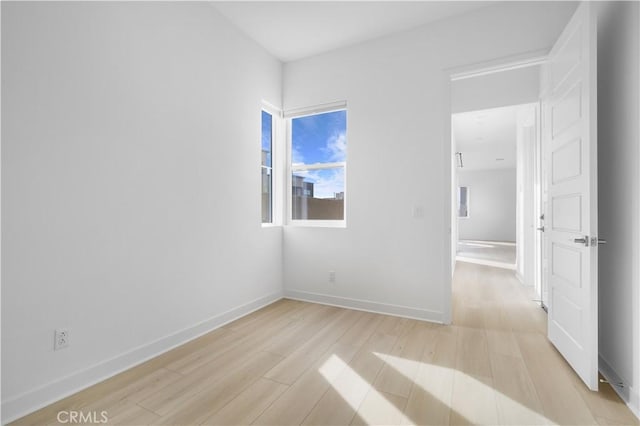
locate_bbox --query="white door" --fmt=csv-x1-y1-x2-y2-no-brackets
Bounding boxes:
542,2,599,390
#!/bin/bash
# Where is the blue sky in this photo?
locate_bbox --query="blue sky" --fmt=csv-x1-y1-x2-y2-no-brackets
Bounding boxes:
292,110,347,165
261,110,272,167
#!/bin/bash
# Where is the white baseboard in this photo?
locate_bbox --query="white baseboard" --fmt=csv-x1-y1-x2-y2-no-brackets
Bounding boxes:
284,289,443,324
1,291,283,424
599,355,640,421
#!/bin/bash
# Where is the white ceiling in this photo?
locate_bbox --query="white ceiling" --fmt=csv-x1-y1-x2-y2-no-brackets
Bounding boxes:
212,2,494,62
452,105,518,171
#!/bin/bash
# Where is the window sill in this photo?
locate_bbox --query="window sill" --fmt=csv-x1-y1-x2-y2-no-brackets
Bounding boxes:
261,223,282,228
287,220,346,228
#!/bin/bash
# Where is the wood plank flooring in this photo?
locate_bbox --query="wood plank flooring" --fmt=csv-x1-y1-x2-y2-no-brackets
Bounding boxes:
12,261,640,425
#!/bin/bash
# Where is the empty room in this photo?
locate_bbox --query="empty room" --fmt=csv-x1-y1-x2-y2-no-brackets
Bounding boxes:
2,1,639,425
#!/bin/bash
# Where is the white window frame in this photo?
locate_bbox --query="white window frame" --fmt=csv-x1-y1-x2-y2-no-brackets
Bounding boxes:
261,101,283,227
286,101,347,228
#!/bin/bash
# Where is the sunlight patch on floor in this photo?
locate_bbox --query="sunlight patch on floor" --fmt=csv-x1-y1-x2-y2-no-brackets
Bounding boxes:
318,354,407,424
374,352,552,425
457,239,517,270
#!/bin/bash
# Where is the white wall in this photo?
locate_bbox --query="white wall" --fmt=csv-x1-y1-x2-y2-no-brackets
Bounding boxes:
282,2,577,322
458,169,517,242
451,65,540,114
595,1,640,418
516,105,538,286
451,128,458,275
1,2,282,422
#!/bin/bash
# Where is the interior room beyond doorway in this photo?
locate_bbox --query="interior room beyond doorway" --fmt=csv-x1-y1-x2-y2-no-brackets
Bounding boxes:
453,104,521,271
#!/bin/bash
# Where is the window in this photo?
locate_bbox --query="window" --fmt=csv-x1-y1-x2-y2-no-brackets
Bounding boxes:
261,110,273,223
458,186,469,218
289,108,347,224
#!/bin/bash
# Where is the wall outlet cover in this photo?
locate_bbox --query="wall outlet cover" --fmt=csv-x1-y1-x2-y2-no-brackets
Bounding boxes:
54,329,69,351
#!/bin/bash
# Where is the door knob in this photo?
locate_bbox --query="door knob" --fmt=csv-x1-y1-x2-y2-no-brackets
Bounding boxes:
574,236,589,246
537,226,545,232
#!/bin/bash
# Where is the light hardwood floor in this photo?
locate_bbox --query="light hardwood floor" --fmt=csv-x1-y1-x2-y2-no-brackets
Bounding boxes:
12,261,640,425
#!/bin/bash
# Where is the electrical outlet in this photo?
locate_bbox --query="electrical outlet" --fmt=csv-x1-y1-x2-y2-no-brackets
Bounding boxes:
54,329,69,351
329,270,336,283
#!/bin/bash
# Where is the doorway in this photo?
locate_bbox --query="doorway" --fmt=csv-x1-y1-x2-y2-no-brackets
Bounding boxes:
449,65,545,307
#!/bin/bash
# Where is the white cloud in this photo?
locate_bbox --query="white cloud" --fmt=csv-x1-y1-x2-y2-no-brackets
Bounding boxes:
292,145,304,165
297,168,344,199
324,131,347,162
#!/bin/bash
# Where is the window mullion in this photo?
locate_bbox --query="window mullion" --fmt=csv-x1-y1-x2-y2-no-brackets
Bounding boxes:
291,162,345,171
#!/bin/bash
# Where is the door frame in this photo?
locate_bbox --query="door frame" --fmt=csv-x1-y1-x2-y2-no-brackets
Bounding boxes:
442,49,549,324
